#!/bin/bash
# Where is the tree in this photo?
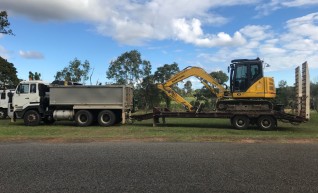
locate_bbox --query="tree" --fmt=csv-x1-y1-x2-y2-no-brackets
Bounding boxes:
154,62,180,108
154,63,179,83
54,58,90,84
134,75,161,110
276,80,294,107
184,80,192,96
0,56,19,89
0,11,14,35
210,71,228,84
278,80,287,88
106,50,151,85
311,82,318,111
191,70,228,110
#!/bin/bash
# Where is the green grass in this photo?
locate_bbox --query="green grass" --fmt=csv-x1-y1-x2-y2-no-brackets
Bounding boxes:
0,112,317,142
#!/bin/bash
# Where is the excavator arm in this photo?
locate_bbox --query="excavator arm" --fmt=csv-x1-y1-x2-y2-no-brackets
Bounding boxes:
157,66,227,112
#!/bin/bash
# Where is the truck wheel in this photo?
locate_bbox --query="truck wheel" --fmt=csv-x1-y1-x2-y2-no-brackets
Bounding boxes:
24,110,41,126
232,115,250,130
0,109,7,119
98,110,116,127
257,116,276,131
75,110,93,127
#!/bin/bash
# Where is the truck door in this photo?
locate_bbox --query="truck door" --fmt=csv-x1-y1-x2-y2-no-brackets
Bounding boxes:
14,83,40,110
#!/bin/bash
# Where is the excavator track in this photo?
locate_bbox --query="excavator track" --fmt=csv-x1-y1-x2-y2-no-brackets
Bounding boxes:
216,99,274,112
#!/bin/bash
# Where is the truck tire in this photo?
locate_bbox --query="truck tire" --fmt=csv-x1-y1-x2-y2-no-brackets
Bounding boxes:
75,110,93,127
98,110,116,127
257,116,276,131
232,115,250,130
24,110,41,126
0,109,7,119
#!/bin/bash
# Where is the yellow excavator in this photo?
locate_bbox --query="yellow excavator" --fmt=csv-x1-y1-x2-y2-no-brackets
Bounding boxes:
157,58,276,112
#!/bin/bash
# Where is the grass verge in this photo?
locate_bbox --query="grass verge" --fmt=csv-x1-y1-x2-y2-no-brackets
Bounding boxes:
0,112,317,143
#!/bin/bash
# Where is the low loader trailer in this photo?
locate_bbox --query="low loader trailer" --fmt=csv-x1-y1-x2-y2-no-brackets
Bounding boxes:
132,106,308,131
131,62,310,131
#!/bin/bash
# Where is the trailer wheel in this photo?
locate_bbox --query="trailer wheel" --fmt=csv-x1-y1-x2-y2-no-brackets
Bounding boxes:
75,110,93,127
98,110,116,127
232,115,250,130
257,116,276,131
0,109,7,119
24,110,41,126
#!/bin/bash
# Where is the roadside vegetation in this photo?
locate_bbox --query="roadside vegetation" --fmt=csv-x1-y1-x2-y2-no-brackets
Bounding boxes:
0,111,317,143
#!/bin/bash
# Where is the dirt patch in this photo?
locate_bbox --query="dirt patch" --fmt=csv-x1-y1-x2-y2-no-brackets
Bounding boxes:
0,137,171,143
0,136,318,144
238,138,318,144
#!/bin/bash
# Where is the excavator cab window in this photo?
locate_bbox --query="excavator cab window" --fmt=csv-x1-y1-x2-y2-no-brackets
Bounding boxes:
233,64,248,91
230,59,263,92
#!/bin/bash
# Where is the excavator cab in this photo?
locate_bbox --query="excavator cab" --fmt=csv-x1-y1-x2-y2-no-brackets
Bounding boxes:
229,58,275,99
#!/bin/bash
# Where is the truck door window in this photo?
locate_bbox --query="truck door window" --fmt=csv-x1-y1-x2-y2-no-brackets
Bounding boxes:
30,84,36,93
18,84,30,94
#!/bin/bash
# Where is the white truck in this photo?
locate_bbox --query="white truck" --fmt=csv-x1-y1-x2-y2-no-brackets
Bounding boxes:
0,89,14,119
8,80,133,126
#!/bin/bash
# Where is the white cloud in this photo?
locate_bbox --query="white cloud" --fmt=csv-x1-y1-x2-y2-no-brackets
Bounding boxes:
198,12,318,70
2,0,256,45
239,25,273,41
285,13,318,41
257,0,318,16
0,45,10,59
172,18,246,47
2,0,318,71
19,50,44,59
282,0,318,7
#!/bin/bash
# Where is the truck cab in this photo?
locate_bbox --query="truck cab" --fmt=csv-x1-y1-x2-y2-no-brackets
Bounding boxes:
10,80,48,120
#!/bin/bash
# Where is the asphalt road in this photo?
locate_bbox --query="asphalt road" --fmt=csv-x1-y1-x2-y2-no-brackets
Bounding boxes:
0,142,317,193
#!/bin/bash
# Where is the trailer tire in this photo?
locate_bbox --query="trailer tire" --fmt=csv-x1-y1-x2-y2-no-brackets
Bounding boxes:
232,115,250,130
24,110,41,126
75,110,93,127
0,109,7,119
98,110,116,127
257,116,276,131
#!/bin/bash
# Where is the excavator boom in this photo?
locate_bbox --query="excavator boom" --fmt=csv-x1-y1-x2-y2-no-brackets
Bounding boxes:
157,66,227,112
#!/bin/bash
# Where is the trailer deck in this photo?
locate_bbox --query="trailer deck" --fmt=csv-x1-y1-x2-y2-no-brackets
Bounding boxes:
131,107,307,128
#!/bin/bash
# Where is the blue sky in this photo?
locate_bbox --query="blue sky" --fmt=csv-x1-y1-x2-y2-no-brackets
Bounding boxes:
0,0,318,87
